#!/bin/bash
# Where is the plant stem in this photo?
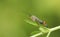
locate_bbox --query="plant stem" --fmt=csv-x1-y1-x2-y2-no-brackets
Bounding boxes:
30,32,43,37
30,26,60,37
46,31,51,37
50,26,60,32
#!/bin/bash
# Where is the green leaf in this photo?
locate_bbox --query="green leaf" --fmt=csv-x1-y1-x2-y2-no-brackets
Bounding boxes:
39,26,50,33
31,31,41,35
24,19,38,26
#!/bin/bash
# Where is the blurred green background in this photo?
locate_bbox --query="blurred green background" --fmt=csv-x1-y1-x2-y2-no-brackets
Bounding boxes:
0,0,60,37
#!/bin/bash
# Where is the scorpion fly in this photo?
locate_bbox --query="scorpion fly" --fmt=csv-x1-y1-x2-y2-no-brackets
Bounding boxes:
29,15,47,27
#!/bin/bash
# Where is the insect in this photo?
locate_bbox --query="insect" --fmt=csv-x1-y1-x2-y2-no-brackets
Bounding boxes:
29,15,47,27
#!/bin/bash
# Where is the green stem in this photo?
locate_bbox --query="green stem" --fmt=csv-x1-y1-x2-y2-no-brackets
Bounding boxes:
50,26,60,32
46,31,51,37
30,32,43,37
30,26,60,37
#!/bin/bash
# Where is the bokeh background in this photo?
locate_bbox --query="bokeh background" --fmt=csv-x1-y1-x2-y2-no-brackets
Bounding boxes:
0,0,60,37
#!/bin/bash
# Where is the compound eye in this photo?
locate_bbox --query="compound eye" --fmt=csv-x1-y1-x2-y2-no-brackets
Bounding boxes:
30,16,36,21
